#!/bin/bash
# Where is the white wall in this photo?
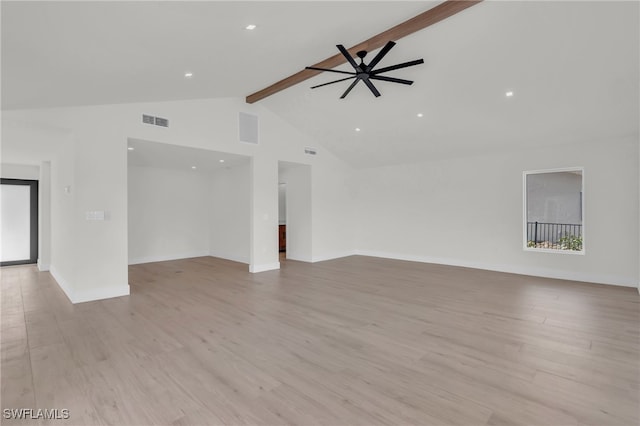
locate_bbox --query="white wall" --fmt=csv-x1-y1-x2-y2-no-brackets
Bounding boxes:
7,93,633,301
38,162,51,271
209,162,250,264
278,184,286,225
1,121,73,294
2,97,355,302
49,137,77,300
311,162,357,262
71,121,129,303
1,163,40,180
249,155,280,272
128,166,211,264
279,162,312,262
355,138,639,287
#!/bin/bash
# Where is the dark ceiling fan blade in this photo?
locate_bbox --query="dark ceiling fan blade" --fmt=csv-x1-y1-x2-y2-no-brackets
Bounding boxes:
247,1,484,103
303,41,423,99
340,78,360,99
369,75,414,85
371,59,424,75
365,41,396,72
336,45,360,70
311,76,356,89
305,66,355,76
362,78,381,97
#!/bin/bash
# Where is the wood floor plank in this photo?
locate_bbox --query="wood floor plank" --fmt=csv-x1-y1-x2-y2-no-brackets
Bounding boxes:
531,370,637,425
1,256,638,425
1,339,35,411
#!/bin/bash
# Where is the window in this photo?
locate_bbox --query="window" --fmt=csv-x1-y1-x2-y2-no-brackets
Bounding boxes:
523,168,584,253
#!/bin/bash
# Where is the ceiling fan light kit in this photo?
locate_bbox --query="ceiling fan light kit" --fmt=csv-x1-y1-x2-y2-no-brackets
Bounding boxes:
306,41,424,99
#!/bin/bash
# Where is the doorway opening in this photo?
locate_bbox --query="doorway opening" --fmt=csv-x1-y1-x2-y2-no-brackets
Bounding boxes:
127,138,251,266
278,182,287,261
1,178,39,266
278,161,312,262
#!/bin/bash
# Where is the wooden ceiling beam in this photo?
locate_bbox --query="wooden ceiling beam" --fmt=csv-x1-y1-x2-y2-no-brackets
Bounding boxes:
246,0,483,104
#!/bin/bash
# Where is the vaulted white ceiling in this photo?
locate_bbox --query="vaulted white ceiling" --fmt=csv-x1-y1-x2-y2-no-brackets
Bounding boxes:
2,1,638,168
262,1,639,167
1,1,432,108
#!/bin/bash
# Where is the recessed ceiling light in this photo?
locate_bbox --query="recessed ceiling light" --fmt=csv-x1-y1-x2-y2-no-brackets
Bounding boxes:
184,72,193,78
191,166,197,169
505,91,514,97
219,159,225,163
355,128,361,132
245,24,257,30
127,147,134,151
417,113,424,118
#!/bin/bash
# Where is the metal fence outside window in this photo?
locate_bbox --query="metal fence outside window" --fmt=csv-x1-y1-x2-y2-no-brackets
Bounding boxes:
527,221,582,250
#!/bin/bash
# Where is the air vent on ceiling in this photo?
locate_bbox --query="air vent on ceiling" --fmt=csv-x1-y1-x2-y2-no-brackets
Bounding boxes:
304,147,317,155
154,117,169,127
238,112,259,144
142,114,169,128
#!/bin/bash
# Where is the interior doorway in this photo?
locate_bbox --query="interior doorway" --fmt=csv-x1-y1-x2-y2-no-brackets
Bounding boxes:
1,178,39,266
278,182,287,261
127,138,251,266
278,161,312,262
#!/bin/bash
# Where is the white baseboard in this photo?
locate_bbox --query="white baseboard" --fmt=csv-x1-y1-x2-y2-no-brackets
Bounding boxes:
285,253,313,262
37,260,50,272
355,250,637,288
311,251,357,263
128,251,210,265
73,284,130,304
50,264,74,303
209,251,249,264
249,262,280,273
50,264,130,304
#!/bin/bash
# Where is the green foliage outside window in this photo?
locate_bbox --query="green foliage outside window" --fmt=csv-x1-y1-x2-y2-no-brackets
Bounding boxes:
558,235,583,251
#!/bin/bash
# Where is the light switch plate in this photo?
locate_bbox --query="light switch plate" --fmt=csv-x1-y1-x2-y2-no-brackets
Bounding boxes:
85,211,105,221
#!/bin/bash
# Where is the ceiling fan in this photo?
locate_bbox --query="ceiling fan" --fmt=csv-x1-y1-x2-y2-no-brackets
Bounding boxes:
306,41,424,99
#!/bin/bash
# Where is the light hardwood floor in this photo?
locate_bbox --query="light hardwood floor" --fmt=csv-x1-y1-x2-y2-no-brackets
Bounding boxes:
1,256,639,425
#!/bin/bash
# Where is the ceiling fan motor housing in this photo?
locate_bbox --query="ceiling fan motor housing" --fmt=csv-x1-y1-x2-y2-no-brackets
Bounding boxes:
305,41,424,99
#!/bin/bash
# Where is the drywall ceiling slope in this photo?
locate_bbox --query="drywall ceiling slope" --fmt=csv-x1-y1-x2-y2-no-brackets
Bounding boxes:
246,0,482,103
262,1,639,168
1,1,433,109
